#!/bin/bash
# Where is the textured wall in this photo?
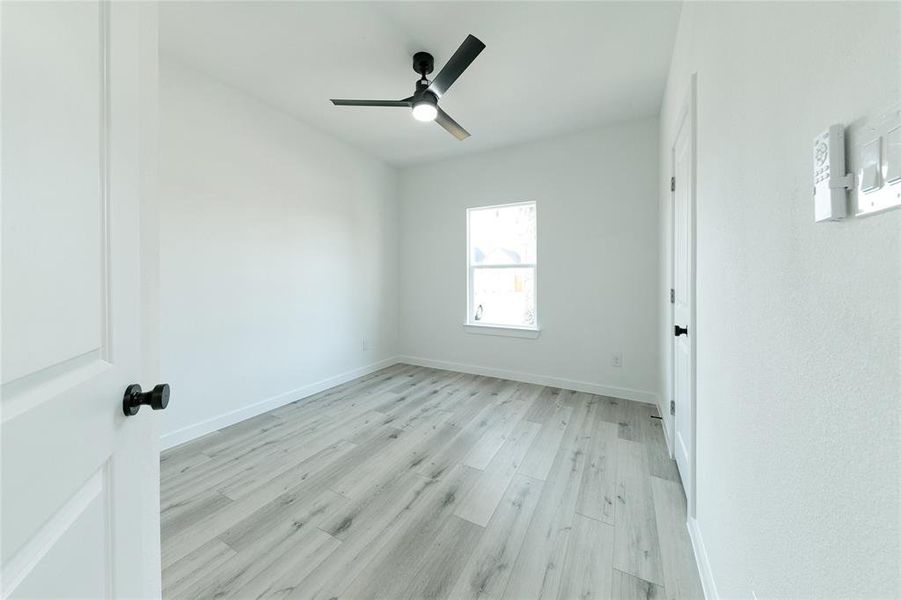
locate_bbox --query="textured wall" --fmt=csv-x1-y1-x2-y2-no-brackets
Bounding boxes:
657,2,900,597
159,59,399,444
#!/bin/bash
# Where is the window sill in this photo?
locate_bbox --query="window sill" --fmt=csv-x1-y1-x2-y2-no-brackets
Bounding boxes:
463,323,541,339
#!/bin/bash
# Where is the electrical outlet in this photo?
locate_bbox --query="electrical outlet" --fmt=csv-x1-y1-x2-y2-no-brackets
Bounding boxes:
611,352,623,368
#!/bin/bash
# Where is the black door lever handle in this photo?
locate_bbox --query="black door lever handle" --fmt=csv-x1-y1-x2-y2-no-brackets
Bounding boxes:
123,383,170,416
674,325,688,337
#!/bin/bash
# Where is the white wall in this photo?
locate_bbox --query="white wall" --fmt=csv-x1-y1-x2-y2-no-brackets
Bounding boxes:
657,3,900,598
159,59,399,446
399,119,660,403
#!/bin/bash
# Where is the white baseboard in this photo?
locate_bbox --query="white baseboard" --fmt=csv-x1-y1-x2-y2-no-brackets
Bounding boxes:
396,355,658,405
160,356,401,450
687,516,718,600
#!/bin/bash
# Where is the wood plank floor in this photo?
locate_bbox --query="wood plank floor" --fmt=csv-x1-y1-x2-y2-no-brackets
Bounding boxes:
161,364,703,600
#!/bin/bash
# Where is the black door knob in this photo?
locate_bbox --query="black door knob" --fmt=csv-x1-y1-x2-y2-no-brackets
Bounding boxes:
674,325,688,337
123,383,170,416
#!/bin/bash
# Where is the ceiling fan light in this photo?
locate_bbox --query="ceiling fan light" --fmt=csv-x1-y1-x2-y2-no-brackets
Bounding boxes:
412,101,438,122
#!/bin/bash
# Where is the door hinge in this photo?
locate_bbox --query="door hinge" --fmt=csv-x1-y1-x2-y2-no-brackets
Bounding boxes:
670,400,675,415
670,288,675,304
670,176,676,192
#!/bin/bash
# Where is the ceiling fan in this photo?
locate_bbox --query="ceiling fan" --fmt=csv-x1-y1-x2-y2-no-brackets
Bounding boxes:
330,34,485,140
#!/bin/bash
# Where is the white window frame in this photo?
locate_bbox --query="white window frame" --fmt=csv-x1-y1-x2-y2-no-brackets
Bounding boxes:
465,200,539,338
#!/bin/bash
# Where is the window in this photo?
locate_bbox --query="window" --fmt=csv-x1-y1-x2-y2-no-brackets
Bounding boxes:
466,201,537,333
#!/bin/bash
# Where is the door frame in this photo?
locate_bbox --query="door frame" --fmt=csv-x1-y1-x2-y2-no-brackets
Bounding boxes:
669,73,698,517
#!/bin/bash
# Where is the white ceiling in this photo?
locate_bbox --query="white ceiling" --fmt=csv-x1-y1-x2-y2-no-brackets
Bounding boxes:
160,1,682,166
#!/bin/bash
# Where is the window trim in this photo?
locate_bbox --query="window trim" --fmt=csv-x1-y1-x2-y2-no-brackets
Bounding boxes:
464,201,539,335
463,323,541,339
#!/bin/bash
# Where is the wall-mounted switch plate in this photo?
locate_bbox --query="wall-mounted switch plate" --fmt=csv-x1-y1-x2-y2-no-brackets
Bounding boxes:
860,138,882,192
886,125,901,185
850,108,901,216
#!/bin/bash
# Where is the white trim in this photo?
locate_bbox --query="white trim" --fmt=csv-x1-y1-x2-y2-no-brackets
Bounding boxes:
465,199,536,211
397,355,658,405
687,516,718,600
160,357,400,449
463,323,540,339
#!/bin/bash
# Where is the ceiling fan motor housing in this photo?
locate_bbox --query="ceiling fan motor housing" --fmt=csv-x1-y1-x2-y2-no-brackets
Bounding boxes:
414,80,436,100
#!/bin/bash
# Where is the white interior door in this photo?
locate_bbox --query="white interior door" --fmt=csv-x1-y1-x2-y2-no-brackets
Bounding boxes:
672,85,696,515
1,2,161,598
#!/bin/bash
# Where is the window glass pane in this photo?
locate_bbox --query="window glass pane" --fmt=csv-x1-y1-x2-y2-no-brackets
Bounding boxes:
471,267,535,327
469,203,536,266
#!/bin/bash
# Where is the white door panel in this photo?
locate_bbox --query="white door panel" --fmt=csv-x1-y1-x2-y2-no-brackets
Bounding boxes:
7,469,110,599
674,339,691,470
1,0,104,384
672,80,695,515
1,2,160,598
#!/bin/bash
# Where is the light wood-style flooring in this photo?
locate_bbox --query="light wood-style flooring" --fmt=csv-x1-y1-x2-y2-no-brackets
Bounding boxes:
161,364,704,599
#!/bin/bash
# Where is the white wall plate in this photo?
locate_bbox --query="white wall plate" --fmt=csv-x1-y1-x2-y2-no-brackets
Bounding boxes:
850,107,901,216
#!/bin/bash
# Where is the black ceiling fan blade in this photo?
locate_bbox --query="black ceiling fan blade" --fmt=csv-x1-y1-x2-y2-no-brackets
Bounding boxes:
435,107,470,140
427,34,485,98
330,99,412,107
